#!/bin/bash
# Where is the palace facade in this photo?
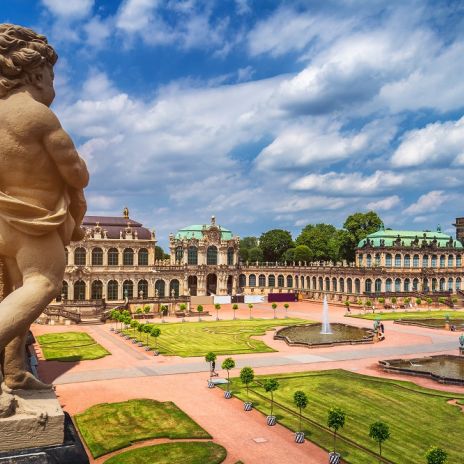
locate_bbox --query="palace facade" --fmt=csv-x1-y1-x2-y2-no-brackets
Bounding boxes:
61,211,464,304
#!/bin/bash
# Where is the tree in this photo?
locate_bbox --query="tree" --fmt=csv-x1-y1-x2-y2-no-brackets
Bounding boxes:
155,246,166,260
222,357,235,392
263,378,279,416
214,303,221,320
293,390,308,432
150,326,161,351
340,211,382,262
293,245,311,263
248,247,263,263
205,352,217,378
296,224,342,262
130,319,139,338
283,248,295,262
259,229,293,262
143,323,152,345
232,303,239,320
136,322,144,341
197,304,204,321
369,421,390,460
327,407,346,453
240,367,255,401
271,302,277,319
143,305,150,315
425,446,448,464
179,303,187,312
284,303,289,318
239,237,258,262
248,303,253,319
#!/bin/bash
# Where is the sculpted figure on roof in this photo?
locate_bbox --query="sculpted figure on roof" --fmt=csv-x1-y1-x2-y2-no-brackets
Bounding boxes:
0,24,88,415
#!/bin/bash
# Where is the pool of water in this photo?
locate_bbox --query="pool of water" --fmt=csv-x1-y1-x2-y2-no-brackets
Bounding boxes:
395,318,464,330
380,355,464,385
275,323,375,346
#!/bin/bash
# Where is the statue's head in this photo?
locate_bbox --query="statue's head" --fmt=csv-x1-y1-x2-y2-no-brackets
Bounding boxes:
0,24,58,103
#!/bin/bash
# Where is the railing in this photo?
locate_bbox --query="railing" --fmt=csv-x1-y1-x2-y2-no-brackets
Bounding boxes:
44,306,81,323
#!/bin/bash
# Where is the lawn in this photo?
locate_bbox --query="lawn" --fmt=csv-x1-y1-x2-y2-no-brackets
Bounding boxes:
347,310,464,321
225,370,464,464
36,331,110,361
75,399,211,458
103,442,226,464
124,318,310,357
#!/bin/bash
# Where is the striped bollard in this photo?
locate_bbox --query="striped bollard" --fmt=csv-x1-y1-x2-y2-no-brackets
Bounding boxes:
266,415,276,426
244,401,253,411
207,380,215,389
295,432,305,443
145,346,151,351
137,342,143,347
224,390,232,399
329,452,341,464
132,339,137,344
153,350,159,357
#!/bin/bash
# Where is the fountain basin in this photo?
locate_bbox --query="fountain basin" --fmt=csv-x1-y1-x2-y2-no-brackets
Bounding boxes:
379,355,464,386
274,323,377,348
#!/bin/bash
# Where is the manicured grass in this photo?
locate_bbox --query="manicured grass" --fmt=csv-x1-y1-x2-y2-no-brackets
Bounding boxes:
347,310,464,321
36,332,110,361
124,318,311,357
224,370,464,464
103,442,226,464
75,399,211,458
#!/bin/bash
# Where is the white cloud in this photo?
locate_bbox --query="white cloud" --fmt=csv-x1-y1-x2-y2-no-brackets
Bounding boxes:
116,0,159,33
391,117,464,167
404,191,449,215
83,16,112,47
274,196,348,213
367,195,401,211
41,0,94,19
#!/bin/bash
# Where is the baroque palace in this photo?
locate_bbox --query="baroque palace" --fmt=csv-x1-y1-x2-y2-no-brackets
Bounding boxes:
61,210,464,305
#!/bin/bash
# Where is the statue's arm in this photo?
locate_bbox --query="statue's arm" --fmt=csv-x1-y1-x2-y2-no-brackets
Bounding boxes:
42,111,89,190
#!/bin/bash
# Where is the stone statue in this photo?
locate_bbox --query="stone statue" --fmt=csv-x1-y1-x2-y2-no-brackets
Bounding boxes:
0,25,88,416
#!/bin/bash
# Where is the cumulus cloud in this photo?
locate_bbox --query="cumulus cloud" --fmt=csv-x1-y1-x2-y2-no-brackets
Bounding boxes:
391,116,464,167
404,191,449,215
367,195,401,211
41,0,94,18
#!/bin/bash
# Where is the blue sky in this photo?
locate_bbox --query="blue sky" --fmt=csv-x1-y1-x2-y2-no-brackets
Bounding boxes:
4,0,464,247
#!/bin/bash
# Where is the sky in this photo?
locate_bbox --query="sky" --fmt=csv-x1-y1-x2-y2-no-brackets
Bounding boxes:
3,0,464,247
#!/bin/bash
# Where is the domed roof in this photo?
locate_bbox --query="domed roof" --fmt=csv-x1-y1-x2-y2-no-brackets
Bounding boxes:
175,224,233,240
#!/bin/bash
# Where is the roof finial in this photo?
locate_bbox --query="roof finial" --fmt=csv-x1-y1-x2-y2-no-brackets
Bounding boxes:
379,221,385,231
123,206,129,219
437,224,442,233
211,215,216,226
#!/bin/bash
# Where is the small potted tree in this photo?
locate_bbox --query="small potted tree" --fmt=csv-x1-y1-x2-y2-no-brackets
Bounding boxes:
248,303,253,320
391,297,397,311
404,297,411,311
293,390,308,443
451,296,458,308
366,300,373,313
328,407,346,461
426,297,433,310
283,303,289,319
143,305,150,319
272,302,278,319
161,304,168,323
179,302,187,322
214,303,221,321
151,326,161,356
344,300,350,315
263,378,279,426
205,352,217,386
232,303,239,320
240,367,254,411
123,315,132,338
136,323,144,346
425,446,448,464
416,297,422,308
130,319,139,341
197,304,204,322
142,323,152,350
369,421,390,463
222,357,235,398
438,296,446,309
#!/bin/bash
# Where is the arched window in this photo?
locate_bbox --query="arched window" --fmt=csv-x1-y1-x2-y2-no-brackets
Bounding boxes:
385,254,392,267
431,255,437,267
347,278,352,293
175,246,183,263
239,274,246,287
439,255,445,267
386,278,392,292
365,279,372,293
404,254,410,267
155,280,165,297
332,278,337,292
74,280,86,300
170,279,180,297
188,246,198,265
375,253,381,266
358,254,363,266
74,247,86,266
138,248,149,266
394,254,401,267
123,280,133,299
354,278,360,294
439,278,446,291
65,248,68,265
107,280,118,300
61,281,68,300
423,278,429,292
422,255,429,267
287,275,293,288
456,277,461,290
432,278,437,291
319,277,324,291
278,275,284,287
138,279,148,299
249,274,256,287
366,254,372,267
448,255,454,267
268,275,275,287
108,248,119,266
91,280,103,299
227,248,234,265
259,274,266,287
413,254,419,267
325,277,330,291
457,255,462,267
340,278,345,293
306,276,310,289
294,276,299,288
301,276,305,288
91,247,103,266
375,279,382,293
395,278,401,292
404,278,410,292
448,278,453,291
413,278,419,291
207,246,218,265
123,248,134,266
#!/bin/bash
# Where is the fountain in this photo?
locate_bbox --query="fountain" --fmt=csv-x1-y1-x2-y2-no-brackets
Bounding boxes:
320,295,332,334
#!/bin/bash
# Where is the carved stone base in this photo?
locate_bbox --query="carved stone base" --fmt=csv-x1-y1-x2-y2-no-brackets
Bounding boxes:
0,389,64,452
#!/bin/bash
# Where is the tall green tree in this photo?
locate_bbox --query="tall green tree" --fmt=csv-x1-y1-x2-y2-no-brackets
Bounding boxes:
295,224,342,262
293,245,311,263
327,407,346,453
425,446,447,464
259,229,293,262
248,247,263,262
293,390,308,432
155,246,166,260
263,378,279,416
369,421,390,461
340,211,382,262
239,236,258,262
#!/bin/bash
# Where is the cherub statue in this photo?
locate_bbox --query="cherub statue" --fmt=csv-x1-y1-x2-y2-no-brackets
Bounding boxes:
0,25,88,413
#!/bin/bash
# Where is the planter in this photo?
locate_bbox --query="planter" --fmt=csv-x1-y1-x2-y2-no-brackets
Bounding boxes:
137,342,144,347
294,431,305,443
329,452,341,464
224,390,232,399
207,380,215,389
243,401,253,411
153,350,159,356
132,339,137,344
266,415,276,426
144,346,151,351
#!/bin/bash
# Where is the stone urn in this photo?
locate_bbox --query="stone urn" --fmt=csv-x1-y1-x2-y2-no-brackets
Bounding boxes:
207,380,215,389
329,451,341,464
295,431,304,443
243,401,253,411
266,415,276,426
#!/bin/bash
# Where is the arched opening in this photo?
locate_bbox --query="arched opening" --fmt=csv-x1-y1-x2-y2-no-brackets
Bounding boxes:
439,255,445,267
287,275,293,288
347,278,353,293
91,280,103,299
227,248,234,265
170,279,180,297
92,247,103,266
340,278,345,293
249,274,256,287
188,276,198,296
448,255,454,267
138,248,149,266
332,278,337,292
123,280,134,299
312,276,317,290
61,281,68,300
108,248,119,266
354,278,360,294
123,248,134,266
394,254,401,267
207,246,218,265
207,274,217,295
175,246,183,263
413,255,419,267
268,275,276,287
439,278,445,291
318,277,323,291
366,254,372,267
138,279,148,298
259,274,266,287
423,278,429,292
385,254,392,267
188,246,198,265
74,280,86,300
325,277,330,291
365,279,372,293
227,275,233,295
456,277,461,290
386,278,392,292
432,278,437,291
413,278,419,291
404,278,410,292
107,280,118,300
423,255,429,267
395,278,401,292
278,275,284,287
432,255,437,267
155,280,165,298
65,248,68,265
238,274,246,288
404,254,411,267
375,278,382,293
375,253,381,266
74,247,86,266
448,278,453,291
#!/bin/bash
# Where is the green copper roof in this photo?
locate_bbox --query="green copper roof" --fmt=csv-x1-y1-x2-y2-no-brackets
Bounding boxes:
175,224,233,240
358,227,463,249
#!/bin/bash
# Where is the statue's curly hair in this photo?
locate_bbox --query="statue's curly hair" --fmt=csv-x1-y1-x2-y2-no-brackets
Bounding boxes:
0,24,57,98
